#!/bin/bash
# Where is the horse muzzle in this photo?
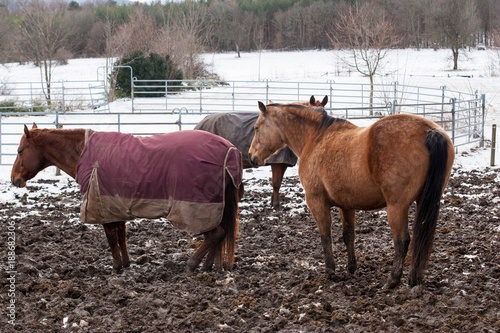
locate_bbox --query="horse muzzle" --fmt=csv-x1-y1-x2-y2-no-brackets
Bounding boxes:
249,155,262,167
11,176,26,188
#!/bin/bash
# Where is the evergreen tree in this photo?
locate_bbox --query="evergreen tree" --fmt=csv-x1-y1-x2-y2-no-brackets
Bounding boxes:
113,51,183,98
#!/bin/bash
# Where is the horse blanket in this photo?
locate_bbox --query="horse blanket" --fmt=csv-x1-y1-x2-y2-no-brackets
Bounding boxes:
76,130,242,234
195,112,297,168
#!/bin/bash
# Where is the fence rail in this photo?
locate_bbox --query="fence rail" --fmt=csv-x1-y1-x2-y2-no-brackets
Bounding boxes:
131,79,477,116
0,80,109,113
0,77,485,166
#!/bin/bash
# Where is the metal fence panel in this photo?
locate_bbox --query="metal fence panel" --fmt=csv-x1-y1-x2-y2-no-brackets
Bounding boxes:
0,78,485,166
0,80,109,113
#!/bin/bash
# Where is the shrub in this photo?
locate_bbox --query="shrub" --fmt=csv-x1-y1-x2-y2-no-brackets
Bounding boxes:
0,100,21,113
112,51,183,98
55,48,74,66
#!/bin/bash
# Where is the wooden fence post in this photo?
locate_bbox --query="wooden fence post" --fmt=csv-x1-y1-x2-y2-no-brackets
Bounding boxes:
491,124,496,166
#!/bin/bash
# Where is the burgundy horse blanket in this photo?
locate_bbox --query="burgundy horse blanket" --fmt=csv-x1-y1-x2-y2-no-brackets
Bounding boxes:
76,130,242,234
195,112,297,168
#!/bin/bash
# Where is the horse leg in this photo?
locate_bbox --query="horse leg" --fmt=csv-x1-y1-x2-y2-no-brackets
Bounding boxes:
115,221,130,268
102,222,124,273
270,164,288,209
383,204,411,289
340,208,357,274
186,236,211,272
306,195,335,277
238,182,245,202
186,227,226,272
189,173,239,272
201,226,226,271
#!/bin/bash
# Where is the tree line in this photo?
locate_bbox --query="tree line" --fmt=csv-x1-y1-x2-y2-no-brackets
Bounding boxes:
0,0,498,80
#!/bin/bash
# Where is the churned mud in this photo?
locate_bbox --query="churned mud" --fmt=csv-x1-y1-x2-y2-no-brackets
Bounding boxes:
1,167,499,332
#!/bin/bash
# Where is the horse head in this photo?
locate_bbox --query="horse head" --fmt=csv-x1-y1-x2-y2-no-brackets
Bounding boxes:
11,123,47,187
249,102,286,166
249,95,327,166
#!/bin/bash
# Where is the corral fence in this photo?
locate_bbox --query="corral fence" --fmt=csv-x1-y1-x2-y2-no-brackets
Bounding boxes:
0,80,109,113
0,75,485,166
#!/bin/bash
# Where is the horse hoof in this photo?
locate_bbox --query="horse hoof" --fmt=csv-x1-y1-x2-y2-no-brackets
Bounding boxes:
271,200,280,210
325,268,336,280
202,265,213,272
408,273,422,287
383,278,400,290
186,259,198,272
347,262,357,275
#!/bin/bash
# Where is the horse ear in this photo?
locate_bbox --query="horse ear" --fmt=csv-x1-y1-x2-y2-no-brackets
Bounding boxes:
32,122,38,129
321,95,328,106
258,101,267,113
309,95,316,105
24,124,30,138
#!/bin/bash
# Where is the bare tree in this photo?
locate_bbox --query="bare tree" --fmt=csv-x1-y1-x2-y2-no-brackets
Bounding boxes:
329,2,399,113
475,0,496,46
207,0,243,55
84,10,130,101
102,17,122,102
96,7,158,101
176,1,209,80
391,0,426,48
427,0,480,70
17,0,74,105
113,7,158,55
152,2,208,80
0,5,14,63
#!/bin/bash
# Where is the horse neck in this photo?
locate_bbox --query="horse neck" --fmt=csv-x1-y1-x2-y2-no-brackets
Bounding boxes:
35,129,86,179
273,108,324,157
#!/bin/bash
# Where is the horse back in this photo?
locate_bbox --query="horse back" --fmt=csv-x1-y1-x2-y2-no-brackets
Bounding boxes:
299,114,453,210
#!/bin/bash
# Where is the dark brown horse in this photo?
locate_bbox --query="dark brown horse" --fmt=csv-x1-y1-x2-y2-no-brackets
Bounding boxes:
11,124,243,274
195,95,327,208
249,102,454,288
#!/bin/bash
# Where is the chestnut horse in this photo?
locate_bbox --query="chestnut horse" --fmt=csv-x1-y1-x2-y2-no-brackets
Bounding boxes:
11,124,242,273
249,102,454,288
195,95,327,208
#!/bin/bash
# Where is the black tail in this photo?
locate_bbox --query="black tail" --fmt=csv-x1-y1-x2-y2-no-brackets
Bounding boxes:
218,173,240,270
410,129,450,286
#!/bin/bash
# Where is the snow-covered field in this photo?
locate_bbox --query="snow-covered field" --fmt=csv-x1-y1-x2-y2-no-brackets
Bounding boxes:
1,48,499,201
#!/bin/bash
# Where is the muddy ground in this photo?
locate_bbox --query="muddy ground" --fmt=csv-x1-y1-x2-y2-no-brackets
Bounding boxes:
1,166,499,332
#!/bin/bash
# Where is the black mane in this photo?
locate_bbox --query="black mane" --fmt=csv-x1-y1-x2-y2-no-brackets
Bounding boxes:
268,103,345,135
316,111,346,135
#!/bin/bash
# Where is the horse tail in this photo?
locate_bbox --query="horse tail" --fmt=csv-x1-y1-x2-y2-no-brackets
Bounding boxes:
410,128,450,286
218,172,240,270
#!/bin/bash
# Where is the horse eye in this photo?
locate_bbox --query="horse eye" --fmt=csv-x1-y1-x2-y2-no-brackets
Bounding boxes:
254,126,259,132
17,150,23,155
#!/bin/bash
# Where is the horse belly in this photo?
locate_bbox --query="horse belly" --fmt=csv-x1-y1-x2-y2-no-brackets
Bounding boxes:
328,178,386,210
300,154,385,211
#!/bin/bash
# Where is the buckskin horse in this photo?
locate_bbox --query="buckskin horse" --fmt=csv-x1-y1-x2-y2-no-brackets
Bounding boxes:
195,95,327,208
11,124,243,274
249,102,454,288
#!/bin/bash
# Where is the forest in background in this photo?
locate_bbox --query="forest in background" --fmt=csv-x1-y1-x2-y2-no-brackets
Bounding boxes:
0,0,499,81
